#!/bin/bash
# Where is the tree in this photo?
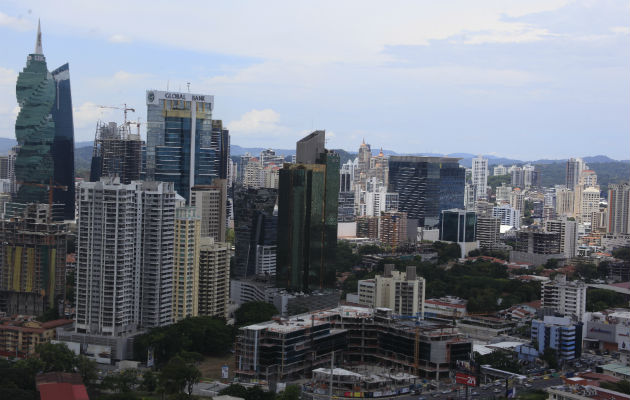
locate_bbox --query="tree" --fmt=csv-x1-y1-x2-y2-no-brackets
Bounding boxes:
277,385,301,400
75,355,98,388
601,380,630,395
613,247,630,261
219,384,249,399
587,288,627,311
473,351,520,373
158,355,201,399
541,348,558,370
140,370,158,393
101,370,139,393
235,302,278,326
35,342,76,373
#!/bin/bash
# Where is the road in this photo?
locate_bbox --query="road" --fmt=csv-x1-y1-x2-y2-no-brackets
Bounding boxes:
306,377,564,400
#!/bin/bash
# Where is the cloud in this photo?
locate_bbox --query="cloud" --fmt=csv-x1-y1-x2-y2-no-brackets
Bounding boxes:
73,102,115,129
108,34,131,43
0,12,32,31
228,109,288,135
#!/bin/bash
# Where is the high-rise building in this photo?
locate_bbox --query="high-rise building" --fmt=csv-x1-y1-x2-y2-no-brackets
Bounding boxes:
234,187,278,277
89,121,143,184
197,237,230,319
14,22,75,220
363,189,399,217
357,265,426,316
0,204,68,311
439,209,478,258
145,90,228,202
173,205,200,322
608,183,630,234
492,204,521,229
566,158,586,190
509,189,525,213
471,156,488,201
387,156,464,227
277,131,339,291
190,179,227,242
555,187,575,217
379,211,408,249
530,316,583,362
510,229,563,265
545,219,578,259
541,274,586,321
75,179,175,336
579,186,600,225
495,183,512,203
476,216,501,250
493,165,507,176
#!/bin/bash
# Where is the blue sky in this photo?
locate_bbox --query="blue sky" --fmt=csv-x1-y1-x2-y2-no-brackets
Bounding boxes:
0,0,628,160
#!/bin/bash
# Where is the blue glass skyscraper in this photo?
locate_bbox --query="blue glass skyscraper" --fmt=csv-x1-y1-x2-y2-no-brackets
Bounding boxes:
145,90,229,203
388,156,464,227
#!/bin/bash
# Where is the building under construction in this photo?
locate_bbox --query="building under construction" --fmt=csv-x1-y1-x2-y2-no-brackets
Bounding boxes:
0,203,68,312
235,306,472,382
89,121,142,184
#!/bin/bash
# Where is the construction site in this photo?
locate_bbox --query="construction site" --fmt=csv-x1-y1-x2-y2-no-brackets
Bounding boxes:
235,306,472,384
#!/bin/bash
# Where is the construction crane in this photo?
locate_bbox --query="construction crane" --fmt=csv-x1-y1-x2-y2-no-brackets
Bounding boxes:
98,103,136,125
125,119,142,136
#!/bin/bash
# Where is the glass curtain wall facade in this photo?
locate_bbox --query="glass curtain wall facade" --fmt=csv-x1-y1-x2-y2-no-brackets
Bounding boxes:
14,26,75,220
277,149,339,291
145,90,228,203
388,156,464,227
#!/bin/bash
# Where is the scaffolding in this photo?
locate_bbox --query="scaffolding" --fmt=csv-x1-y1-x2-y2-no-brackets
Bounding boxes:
90,121,142,184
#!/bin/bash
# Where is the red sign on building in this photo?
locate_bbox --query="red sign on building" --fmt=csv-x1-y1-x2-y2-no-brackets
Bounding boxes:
455,372,477,387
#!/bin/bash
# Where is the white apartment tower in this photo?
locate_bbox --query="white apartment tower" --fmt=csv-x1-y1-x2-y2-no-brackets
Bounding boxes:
541,275,586,321
75,179,176,336
471,156,488,201
357,265,426,317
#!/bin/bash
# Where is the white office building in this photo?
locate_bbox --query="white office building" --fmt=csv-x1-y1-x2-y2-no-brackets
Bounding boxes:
541,275,587,321
357,265,425,316
545,219,578,259
492,204,521,230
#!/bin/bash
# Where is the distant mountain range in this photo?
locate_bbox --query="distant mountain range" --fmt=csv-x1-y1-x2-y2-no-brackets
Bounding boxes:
229,144,628,167
0,138,624,170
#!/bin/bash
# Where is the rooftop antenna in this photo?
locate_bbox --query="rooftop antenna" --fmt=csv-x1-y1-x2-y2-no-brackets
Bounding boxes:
187,82,191,93
167,80,170,90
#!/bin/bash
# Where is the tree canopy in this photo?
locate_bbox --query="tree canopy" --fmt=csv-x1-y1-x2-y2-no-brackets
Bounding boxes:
235,302,279,326
133,316,234,365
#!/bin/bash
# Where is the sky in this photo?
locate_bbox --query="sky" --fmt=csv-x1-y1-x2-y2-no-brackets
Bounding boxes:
0,0,628,160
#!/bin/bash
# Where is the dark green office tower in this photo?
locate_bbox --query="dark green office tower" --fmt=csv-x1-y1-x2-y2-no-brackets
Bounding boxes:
277,131,339,291
14,22,75,219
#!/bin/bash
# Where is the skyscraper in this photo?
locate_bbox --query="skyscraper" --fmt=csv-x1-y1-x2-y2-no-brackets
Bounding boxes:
566,158,586,190
14,22,75,220
197,237,230,319
173,204,200,321
233,187,277,277
191,179,227,242
145,90,229,202
90,121,143,184
387,156,464,227
471,156,488,201
277,131,339,291
75,179,175,336
608,183,630,234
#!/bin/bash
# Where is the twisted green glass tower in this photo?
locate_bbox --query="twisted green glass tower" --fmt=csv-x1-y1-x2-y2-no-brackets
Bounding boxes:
14,21,75,220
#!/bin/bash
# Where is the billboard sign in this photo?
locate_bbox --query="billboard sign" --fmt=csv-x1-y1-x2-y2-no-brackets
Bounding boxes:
455,372,477,387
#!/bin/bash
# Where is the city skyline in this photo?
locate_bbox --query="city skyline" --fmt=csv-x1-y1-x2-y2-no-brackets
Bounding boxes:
0,1,628,160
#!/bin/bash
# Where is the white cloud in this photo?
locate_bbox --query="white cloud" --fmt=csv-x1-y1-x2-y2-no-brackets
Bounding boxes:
108,34,131,43
73,102,115,129
610,26,630,35
228,109,288,136
0,12,32,31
